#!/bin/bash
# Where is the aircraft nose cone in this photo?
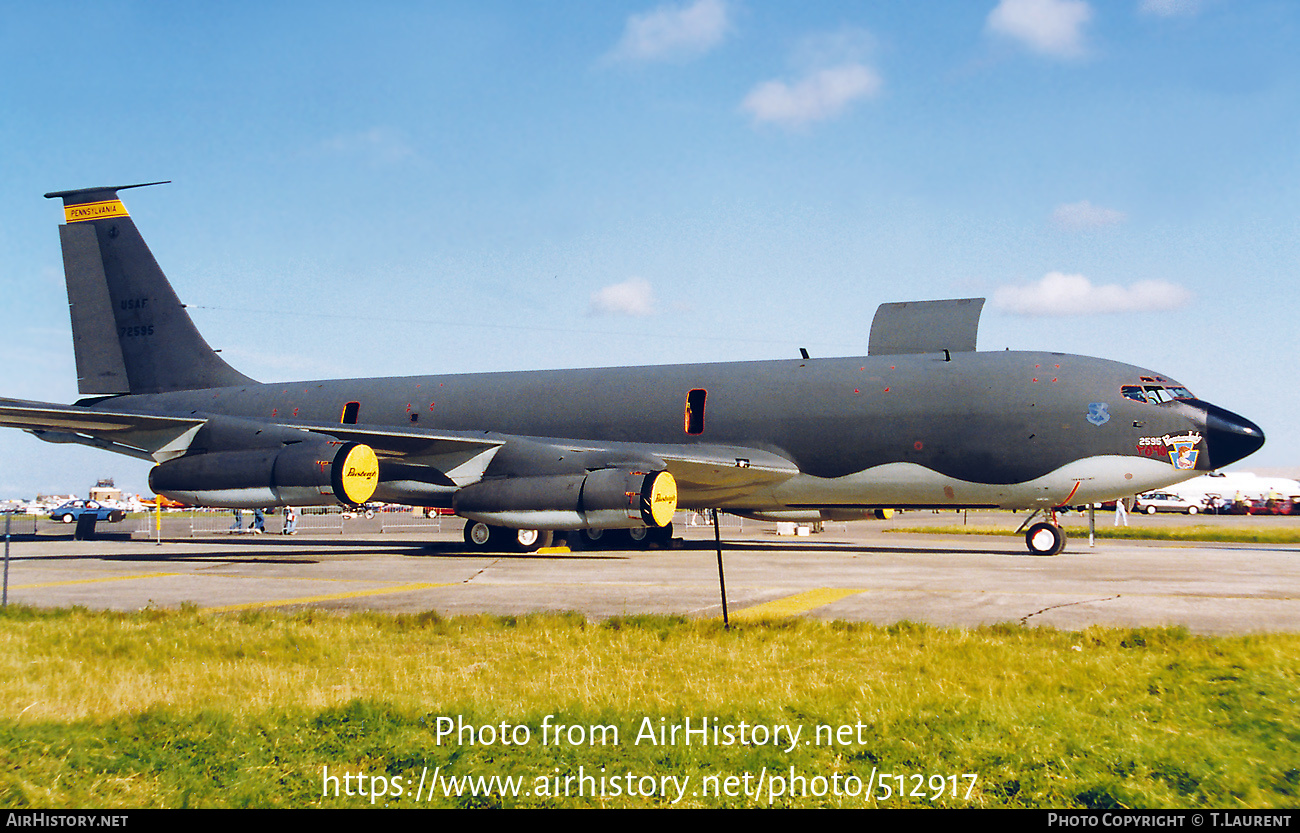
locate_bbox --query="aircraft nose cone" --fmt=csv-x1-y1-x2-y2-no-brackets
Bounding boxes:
1200,402,1265,469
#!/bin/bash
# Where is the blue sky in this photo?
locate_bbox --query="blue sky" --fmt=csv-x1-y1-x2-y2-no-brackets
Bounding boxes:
1,0,1296,498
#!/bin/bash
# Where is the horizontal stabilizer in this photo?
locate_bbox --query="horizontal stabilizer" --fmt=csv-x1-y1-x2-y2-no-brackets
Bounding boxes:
0,397,204,435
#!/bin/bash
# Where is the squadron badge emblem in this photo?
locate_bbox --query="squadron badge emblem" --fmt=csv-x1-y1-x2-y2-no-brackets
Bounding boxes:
1086,402,1111,426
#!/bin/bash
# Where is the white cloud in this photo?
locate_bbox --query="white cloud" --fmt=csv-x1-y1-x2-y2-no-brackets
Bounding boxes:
607,0,730,63
986,0,1092,58
588,278,656,317
1051,200,1127,229
992,272,1192,316
741,64,882,127
1139,0,1200,17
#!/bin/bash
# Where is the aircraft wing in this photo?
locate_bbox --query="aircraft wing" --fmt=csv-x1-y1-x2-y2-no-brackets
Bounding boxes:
307,425,800,503
0,398,799,504
591,442,800,502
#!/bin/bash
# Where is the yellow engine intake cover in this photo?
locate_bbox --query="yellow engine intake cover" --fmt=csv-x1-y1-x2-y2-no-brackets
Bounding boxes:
337,443,379,505
647,471,678,528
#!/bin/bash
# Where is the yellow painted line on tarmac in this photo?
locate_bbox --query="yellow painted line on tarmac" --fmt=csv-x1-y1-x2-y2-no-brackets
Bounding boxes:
732,588,866,620
202,582,456,613
11,572,181,589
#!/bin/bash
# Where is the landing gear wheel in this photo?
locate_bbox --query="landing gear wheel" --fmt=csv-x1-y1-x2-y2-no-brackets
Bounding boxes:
1025,522,1067,556
464,520,495,550
576,528,607,550
647,522,674,548
627,526,649,546
510,528,553,553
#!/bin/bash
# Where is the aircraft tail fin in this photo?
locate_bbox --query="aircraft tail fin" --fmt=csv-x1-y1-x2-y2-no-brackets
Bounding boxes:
868,298,985,357
45,183,255,395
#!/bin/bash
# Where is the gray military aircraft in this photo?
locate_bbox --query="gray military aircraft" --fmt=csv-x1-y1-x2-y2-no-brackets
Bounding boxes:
0,183,1265,555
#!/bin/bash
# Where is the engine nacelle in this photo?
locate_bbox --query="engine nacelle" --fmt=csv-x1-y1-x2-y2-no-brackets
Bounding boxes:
453,469,677,530
731,508,877,523
149,441,379,508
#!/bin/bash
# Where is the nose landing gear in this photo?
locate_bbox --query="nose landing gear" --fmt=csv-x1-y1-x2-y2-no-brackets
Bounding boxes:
1024,520,1067,556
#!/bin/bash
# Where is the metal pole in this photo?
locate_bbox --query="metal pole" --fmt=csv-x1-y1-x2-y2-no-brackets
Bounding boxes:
4,512,10,606
1089,504,1096,547
712,509,729,628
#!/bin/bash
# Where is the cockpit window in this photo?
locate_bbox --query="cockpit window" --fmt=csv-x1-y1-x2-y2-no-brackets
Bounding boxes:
1122,382,1195,405
1144,385,1174,404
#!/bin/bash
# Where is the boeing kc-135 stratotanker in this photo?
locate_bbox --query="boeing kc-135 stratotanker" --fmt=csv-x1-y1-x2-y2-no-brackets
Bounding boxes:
0,183,1264,555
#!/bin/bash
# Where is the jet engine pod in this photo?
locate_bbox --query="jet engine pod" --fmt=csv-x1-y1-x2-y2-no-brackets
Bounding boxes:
149,441,379,508
453,468,677,530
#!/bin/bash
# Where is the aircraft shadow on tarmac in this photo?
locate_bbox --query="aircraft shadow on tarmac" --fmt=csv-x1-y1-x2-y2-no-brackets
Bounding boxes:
9,532,1029,560
673,538,1027,557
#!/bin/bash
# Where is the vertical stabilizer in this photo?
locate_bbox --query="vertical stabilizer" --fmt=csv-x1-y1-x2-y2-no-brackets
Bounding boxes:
45,183,255,395
868,298,985,357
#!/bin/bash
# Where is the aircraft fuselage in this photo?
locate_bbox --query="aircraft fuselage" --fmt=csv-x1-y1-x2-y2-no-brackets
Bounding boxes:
97,348,1234,512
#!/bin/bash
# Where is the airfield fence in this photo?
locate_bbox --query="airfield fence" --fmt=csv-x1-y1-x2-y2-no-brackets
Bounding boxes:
1,514,38,536
132,506,446,537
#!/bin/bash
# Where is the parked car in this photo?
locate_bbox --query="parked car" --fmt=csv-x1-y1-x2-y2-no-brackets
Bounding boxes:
48,500,126,524
1134,492,1201,515
1248,497,1299,516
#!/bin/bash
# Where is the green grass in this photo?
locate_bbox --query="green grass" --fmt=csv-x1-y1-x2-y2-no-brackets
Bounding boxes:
1,606,1297,808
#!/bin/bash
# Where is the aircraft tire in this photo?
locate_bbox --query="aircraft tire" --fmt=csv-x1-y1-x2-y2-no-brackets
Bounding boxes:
576,528,607,550
510,528,552,553
626,526,649,547
1025,522,1067,556
463,520,495,550
647,522,674,548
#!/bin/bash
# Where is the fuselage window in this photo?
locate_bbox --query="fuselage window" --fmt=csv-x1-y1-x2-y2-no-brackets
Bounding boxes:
341,401,360,424
685,389,707,435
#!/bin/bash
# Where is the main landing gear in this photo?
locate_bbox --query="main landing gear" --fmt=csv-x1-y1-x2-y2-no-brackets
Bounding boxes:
462,521,554,553
577,523,674,551
462,520,673,553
